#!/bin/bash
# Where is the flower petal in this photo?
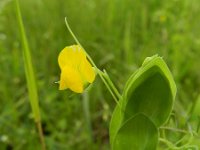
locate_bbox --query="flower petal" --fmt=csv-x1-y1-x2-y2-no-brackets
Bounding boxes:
58,45,85,69
79,57,96,83
58,45,96,93
59,65,84,93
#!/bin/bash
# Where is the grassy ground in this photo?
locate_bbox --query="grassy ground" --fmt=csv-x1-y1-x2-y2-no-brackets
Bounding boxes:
0,0,200,149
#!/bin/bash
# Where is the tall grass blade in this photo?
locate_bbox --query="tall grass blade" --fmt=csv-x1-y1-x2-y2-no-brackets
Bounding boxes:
15,0,46,149
15,0,40,122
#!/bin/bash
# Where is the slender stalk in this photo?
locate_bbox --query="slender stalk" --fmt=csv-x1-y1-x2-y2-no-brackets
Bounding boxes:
64,17,121,106
15,0,46,149
159,137,195,149
160,127,189,134
65,18,97,69
159,138,176,149
102,69,121,99
159,128,194,149
97,69,119,105
64,17,136,125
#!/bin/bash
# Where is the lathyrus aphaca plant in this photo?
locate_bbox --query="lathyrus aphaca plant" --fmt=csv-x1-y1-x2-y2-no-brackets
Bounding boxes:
58,18,178,150
15,0,196,148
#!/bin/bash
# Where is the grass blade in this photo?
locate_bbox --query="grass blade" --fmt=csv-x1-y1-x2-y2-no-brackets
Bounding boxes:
15,0,46,149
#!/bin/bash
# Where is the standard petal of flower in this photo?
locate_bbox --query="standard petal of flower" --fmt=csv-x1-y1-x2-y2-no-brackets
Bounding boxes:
59,66,84,93
58,45,85,69
79,57,96,83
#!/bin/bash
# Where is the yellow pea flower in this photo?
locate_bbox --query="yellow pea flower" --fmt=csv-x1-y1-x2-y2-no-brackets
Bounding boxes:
58,45,96,93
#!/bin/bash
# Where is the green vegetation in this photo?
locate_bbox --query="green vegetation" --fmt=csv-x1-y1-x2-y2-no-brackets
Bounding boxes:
0,0,200,149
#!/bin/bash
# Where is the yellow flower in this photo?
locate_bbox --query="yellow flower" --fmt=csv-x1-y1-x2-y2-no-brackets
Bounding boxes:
58,45,96,93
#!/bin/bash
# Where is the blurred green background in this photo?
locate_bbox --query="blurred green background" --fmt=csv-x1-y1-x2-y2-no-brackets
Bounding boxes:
0,0,200,149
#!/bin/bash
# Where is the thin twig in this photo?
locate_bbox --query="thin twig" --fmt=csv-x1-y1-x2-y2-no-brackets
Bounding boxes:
64,17,121,106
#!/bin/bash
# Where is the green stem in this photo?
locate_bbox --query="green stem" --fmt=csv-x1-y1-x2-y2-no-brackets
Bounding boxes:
97,69,119,105
159,129,194,149
159,137,194,149
160,126,198,136
65,18,97,69
159,138,177,149
102,69,121,99
64,17,121,105
160,127,188,134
